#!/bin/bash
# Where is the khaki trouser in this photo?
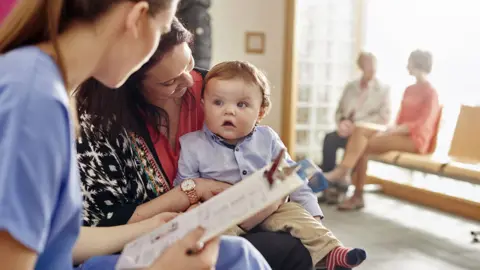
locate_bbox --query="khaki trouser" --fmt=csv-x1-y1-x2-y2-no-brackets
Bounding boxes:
223,202,342,265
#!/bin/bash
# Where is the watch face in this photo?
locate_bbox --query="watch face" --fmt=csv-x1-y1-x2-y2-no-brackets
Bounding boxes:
182,179,195,191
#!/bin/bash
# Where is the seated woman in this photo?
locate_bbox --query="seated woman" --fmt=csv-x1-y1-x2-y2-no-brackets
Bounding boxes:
75,17,313,269
324,49,441,211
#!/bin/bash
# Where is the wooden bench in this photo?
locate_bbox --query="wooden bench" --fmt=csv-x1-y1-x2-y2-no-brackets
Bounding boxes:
370,105,480,184
367,105,480,221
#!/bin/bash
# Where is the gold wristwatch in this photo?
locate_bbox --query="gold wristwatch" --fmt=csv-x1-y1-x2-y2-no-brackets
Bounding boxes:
180,179,200,205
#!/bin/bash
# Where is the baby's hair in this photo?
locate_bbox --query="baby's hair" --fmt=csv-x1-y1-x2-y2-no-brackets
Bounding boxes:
204,61,272,115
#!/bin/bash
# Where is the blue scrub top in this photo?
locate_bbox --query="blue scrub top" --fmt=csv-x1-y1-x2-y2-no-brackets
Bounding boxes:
0,46,82,270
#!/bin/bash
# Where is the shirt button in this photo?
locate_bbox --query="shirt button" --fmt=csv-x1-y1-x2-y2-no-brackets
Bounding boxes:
242,170,247,175
235,147,240,152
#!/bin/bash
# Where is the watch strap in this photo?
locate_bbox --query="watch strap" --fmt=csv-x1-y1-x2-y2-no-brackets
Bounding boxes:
185,188,199,204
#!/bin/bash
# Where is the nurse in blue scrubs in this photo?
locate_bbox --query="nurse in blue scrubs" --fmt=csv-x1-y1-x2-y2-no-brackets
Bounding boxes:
0,1,270,270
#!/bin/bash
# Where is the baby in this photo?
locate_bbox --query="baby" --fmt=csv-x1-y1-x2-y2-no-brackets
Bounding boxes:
174,61,366,269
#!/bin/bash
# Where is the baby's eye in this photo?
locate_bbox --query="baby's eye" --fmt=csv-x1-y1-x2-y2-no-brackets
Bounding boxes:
214,99,223,106
237,102,248,108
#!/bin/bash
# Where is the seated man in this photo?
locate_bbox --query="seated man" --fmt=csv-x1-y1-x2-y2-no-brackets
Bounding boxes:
319,52,391,204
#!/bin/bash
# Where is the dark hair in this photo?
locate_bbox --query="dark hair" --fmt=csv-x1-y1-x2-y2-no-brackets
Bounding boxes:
75,17,194,139
0,0,175,88
0,0,175,136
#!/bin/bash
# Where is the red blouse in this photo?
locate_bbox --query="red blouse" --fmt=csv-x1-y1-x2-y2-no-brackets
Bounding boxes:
395,82,441,154
147,70,205,185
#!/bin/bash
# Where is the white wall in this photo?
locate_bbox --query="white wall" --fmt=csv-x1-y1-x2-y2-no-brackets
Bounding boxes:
209,0,286,133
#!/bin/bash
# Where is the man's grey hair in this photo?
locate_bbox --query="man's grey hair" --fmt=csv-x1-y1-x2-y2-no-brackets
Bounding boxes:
356,51,377,69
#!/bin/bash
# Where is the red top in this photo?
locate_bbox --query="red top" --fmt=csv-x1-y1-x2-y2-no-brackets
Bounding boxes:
0,0,16,24
147,70,204,185
395,82,441,154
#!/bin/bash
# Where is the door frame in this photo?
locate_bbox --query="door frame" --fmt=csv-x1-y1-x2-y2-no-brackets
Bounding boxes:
280,0,298,155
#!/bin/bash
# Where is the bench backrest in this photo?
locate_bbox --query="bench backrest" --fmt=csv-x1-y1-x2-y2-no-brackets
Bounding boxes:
448,105,480,162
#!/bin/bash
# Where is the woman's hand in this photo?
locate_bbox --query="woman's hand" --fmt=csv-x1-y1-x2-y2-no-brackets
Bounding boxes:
195,178,232,201
377,124,409,136
186,203,201,211
149,227,220,270
73,212,180,264
147,212,180,227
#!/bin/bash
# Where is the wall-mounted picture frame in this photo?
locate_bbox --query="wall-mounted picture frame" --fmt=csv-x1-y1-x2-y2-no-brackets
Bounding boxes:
245,32,266,54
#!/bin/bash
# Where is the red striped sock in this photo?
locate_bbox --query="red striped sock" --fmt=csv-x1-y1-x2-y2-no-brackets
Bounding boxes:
326,247,366,270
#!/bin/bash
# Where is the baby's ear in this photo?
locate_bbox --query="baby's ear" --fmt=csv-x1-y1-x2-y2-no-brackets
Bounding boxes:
257,107,266,122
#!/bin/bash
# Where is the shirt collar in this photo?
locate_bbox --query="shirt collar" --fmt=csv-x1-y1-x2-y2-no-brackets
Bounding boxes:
202,124,256,148
356,78,378,92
